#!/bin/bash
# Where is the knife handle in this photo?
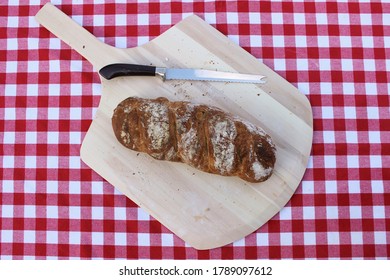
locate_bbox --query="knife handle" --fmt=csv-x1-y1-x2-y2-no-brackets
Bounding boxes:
99,63,160,80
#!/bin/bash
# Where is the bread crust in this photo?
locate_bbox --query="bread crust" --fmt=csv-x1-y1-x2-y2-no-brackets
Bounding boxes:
112,97,276,183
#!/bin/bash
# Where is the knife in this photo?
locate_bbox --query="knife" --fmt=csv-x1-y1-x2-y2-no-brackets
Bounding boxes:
99,63,267,84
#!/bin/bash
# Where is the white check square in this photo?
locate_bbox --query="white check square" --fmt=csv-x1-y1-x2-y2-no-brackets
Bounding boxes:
327,232,340,245
360,14,372,25
137,208,150,221
91,181,104,194
46,206,58,219
115,232,127,246
115,37,127,48
273,58,286,71
317,36,330,48
27,61,39,73
344,106,356,119
373,205,385,219
7,16,18,28
374,232,387,245
365,83,377,95
49,38,61,49
6,61,17,73
351,231,363,244
324,155,337,168
346,131,358,144
46,231,58,244
138,233,150,246
26,108,38,120
326,206,339,219
301,181,314,194
69,206,81,219
279,206,292,220
49,60,60,72
323,131,335,143
69,181,81,194
2,205,14,218
321,106,334,119
137,14,149,25
256,233,269,246
226,12,239,24
1,230,13,243
7,38,18,50
280,232,293,246
303,232,316,245
115,14,127,26
316,13,328,24
114,207,127,220
92,232,104,245
204,13,216,24
24,230,36,243
295,36,307,47
325,181,338,194
349,206,362,219
3,132,15,144
294,13,305,24
92,207,104,220
320,82,332,93
25,156,36,168
69,156,81,169
46,181,58,194
371,181,384,193
161,233,174,246
24,205,36,218
361,36,374,48
296,59,309,70
338,13,350,25
160,14,171,25
27,84,38,96
5,108,16,120
318,58,332,70
347,155,359,168
341,59,354,71
348,180,360,194
93,15,105,26
70,108,82,120
342,83,355,94
233,238,245,247
367,107,379,119
47,156,58,168
69,132,81,144
69,232,81,245
273,36,285,47
271,13,283,24
48,84,61,96
303,206,315,220
249,13,260,24
363,59,376,71
2,181,14,193
339,36,352,48
250,35,262,47
370,155,382,168
5,84,16,96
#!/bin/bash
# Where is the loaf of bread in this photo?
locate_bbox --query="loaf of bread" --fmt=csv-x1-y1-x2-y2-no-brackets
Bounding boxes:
112,97,276,183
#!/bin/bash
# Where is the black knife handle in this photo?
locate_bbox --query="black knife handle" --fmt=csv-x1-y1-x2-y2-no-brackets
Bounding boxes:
99,63,156,80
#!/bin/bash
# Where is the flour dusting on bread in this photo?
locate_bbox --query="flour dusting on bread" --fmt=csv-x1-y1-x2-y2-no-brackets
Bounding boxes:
112,96,276,183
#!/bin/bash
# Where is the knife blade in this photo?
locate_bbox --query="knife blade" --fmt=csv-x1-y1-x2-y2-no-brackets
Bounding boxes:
99,63,267,84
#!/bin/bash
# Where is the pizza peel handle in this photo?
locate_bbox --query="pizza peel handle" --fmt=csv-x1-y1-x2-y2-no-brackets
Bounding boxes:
35,2,120,70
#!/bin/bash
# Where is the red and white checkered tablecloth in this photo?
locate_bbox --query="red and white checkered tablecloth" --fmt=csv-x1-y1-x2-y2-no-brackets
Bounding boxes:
1,0,389,259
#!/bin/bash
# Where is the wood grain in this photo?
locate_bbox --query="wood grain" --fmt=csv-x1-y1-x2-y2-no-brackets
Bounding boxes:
36,3,313,249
